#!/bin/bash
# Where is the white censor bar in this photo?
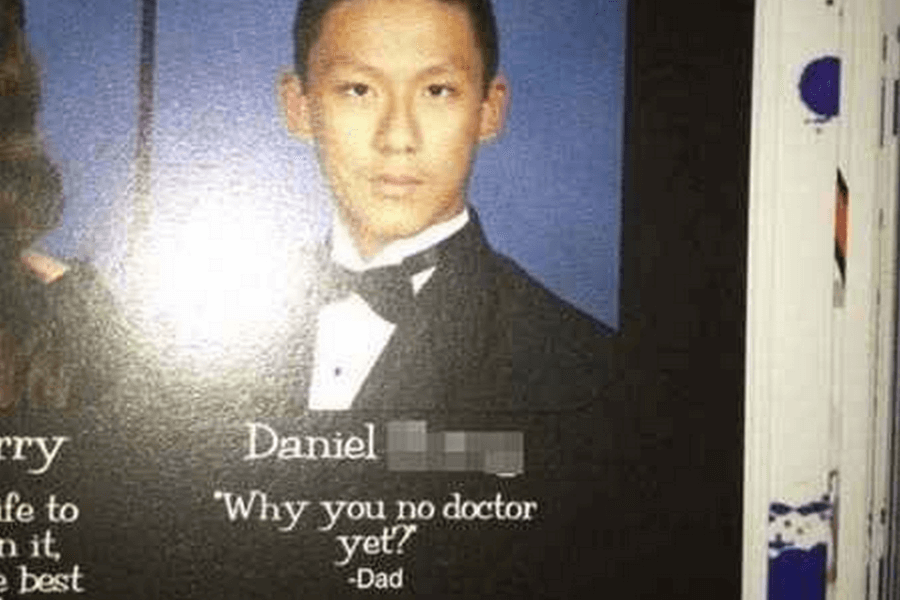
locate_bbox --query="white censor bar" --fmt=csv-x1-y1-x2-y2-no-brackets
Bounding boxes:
386,420,524,476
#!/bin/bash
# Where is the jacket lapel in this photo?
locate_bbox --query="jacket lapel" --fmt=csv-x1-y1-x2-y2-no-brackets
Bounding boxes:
351,219,507,412
350,262,450,411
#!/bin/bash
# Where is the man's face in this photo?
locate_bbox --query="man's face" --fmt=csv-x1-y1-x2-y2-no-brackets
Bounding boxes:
282,0,506,257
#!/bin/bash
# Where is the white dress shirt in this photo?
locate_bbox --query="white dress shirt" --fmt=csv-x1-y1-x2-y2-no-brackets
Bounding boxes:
308,209,470,410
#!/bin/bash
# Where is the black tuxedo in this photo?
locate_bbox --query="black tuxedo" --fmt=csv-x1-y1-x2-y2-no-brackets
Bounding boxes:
259,213,618,416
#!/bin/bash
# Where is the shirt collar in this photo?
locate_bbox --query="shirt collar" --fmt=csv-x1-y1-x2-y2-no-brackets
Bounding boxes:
331,208,470,272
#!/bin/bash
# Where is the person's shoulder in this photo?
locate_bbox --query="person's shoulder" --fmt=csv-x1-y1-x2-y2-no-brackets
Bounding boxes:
488,249,615,340
20,251,112,307
29,254,135,400
477,248,621,408
26,255,118,325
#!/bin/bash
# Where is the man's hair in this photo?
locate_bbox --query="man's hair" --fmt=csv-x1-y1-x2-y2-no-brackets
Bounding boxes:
292,0,499,93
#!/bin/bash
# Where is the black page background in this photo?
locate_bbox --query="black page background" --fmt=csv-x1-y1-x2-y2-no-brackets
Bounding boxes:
617,0,752,594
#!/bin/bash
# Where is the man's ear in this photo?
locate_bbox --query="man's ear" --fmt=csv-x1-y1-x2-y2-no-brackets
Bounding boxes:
278,71,314,139
478,72,509,143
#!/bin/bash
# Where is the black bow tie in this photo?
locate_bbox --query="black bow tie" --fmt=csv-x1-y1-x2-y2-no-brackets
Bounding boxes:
320,247,439,324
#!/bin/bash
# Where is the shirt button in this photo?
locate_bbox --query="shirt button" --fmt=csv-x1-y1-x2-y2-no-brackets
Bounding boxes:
334,366,342,377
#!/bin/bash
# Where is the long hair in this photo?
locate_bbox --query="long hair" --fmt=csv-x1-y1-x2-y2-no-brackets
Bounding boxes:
0,0,63,254
0,0,71,415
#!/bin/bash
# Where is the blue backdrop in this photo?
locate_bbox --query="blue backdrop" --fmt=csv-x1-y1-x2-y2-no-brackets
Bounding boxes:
26,0,625,327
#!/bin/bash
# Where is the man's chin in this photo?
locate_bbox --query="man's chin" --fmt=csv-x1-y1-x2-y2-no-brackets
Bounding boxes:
337,195,463,255
364,220,428,247
352,213,439,255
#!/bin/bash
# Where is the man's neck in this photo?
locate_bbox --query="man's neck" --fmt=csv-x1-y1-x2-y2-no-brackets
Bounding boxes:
332,209,470,271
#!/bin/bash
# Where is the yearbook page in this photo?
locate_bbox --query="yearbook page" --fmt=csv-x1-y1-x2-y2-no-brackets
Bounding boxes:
1,0,749,597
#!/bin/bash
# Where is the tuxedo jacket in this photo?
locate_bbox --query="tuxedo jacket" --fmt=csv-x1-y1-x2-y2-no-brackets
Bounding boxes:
256,213,619,417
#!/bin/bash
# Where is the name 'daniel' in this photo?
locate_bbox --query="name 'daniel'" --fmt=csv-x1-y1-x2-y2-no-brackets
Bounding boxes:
244,422,378,461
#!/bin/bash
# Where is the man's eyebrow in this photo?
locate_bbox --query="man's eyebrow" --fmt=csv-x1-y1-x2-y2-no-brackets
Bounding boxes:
319,55,381,75
319,56,472,77
418,61,472,77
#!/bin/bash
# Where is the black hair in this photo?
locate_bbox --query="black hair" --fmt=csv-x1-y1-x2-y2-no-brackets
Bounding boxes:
292,0,499,93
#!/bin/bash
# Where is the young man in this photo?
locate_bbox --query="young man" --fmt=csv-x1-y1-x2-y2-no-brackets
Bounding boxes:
276,0,616,412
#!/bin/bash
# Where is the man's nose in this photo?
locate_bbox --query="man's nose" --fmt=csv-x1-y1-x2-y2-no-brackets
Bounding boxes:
375,93,420,154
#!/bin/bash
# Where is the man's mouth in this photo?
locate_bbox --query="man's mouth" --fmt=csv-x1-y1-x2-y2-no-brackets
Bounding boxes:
372,174,422,197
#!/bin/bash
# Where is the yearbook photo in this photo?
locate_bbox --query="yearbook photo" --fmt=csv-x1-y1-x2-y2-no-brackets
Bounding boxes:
1,0,749,596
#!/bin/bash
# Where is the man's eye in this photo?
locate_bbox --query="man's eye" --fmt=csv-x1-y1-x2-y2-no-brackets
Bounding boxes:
426,84,455,98
340,83,370,97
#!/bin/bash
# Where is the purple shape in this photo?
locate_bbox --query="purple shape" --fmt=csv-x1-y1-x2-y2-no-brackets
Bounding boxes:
768,543,827,600
797,501,831,516
770,502,792,516
799,56,840,122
